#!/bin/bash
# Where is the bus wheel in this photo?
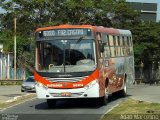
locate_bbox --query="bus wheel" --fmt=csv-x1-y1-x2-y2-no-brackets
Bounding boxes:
47,99,56,108
100,87,109,105
120,79,127,97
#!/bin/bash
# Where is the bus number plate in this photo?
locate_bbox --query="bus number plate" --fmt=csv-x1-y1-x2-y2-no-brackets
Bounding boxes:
61,92,72,97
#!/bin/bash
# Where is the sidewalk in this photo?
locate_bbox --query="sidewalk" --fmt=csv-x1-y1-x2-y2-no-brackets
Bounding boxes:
128,84,160,103
0,85,36,103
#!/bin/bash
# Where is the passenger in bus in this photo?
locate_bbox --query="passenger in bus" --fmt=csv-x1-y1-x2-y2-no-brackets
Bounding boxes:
44,48,59,69
51,49,60,66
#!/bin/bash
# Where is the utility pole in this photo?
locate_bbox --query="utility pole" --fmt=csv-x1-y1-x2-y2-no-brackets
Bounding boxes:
14,15,17,80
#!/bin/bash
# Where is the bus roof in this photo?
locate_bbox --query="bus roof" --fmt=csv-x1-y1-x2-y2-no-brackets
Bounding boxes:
118,29,132,36
35,24,131,36
35,24,93,32
95,26,131,35
95,26,118,35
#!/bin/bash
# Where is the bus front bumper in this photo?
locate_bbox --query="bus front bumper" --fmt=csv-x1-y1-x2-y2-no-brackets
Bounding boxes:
35,80,100,99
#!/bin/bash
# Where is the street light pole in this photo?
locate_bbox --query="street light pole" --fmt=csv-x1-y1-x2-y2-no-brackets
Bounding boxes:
14,16,17,80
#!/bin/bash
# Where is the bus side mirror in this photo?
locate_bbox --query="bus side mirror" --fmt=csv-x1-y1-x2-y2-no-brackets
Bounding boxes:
99,43,105,53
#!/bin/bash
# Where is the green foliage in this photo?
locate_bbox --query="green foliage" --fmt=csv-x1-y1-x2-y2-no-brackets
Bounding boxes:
0,81,22,86
0,29,13,51
130,21,160,67
0,0,159,72
133,43,147,68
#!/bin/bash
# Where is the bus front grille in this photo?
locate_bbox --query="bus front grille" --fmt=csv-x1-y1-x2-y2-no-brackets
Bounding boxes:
44,76,88,82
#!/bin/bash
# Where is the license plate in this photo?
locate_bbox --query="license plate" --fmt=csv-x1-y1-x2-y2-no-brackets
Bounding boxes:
61,92,72,97
26,87,32,89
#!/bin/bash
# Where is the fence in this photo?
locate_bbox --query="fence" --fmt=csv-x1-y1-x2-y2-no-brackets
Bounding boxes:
135,62,160,84
0,52,26,80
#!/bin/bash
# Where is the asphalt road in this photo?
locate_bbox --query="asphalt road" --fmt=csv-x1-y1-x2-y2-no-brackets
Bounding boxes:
0,94,126,120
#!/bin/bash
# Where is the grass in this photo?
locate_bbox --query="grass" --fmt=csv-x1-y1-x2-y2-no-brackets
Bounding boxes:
0,81,22,86
101,99,160,120
0,94,36,110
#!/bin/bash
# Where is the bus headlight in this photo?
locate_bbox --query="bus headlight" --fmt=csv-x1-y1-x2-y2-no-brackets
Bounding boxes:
84,80,98,90
36,82,48,90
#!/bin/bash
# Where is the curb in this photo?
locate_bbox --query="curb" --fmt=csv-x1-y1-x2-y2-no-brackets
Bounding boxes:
0,93,36,111
5,93,36,103
99,102,121,120
129,97,158,104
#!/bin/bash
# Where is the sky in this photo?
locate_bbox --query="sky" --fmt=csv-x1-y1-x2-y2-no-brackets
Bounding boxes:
0,0,8,13
0,8,6,13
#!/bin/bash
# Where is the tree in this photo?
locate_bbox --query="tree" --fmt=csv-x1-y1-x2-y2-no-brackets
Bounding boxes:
129,21,160,70
0,0,140,74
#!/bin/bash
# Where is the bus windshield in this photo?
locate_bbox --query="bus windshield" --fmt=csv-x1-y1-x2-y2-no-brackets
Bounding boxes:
36,39,96,73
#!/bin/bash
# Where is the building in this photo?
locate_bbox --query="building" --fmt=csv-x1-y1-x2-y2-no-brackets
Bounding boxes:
126,0,160,22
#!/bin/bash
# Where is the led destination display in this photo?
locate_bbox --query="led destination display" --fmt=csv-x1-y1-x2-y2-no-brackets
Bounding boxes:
41,29,91,37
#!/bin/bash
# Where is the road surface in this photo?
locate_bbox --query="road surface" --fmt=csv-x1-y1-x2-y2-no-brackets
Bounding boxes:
0,95,126,120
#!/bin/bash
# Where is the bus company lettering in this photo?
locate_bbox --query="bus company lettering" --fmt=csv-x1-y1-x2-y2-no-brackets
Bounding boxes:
57,29,84,36
47,83,63,88
43,30,55,36
73,83,84,87
43,29,84,37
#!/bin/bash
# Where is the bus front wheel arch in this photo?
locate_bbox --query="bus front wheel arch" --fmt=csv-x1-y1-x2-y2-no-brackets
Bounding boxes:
99,78,109,105
119,74,127,97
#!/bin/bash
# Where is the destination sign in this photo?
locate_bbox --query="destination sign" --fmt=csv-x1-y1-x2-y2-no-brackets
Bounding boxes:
40,29,91,37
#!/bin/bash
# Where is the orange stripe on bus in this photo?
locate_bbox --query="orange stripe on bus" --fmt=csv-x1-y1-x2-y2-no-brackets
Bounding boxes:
34,69,99,89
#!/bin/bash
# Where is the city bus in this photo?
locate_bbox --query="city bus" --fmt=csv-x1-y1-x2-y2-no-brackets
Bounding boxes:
34,24,135,107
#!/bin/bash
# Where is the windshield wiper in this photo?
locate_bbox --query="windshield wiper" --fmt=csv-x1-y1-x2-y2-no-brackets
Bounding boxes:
76,36,85,43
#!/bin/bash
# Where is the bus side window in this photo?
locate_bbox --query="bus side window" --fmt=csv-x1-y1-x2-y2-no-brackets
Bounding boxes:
113,36,117,57
104,34,110,58
127,36,130,46
130,36,133,46
126,36,130,55
124,36,128,56
117,36,121,57
96,32,103,57
96,32,102,41
115,36,119,57
122,36,127,56
120,36,125,56
129,36,133,55
109,35,115,57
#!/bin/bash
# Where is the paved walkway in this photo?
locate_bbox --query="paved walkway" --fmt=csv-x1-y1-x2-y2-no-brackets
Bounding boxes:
0,86,33,103
128,84,160,103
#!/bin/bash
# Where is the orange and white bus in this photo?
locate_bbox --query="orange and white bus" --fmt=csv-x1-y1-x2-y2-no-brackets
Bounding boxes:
34,24,135,107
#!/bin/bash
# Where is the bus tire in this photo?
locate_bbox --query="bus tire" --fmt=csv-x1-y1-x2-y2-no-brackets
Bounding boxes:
47,99,56,108
99,85,109,105
120,77,127,97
